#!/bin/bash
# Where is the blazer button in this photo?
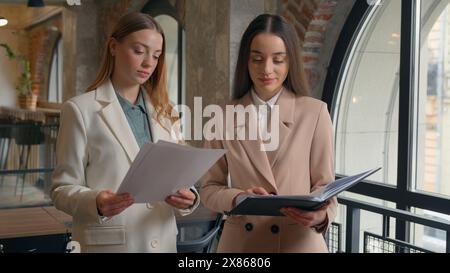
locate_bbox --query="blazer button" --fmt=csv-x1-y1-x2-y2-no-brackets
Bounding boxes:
245,223,253,232
150,239,158,248
271,224,279,234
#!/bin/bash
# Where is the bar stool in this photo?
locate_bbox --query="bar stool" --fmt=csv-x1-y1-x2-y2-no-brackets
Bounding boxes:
0,118,13,188
11,121,45,201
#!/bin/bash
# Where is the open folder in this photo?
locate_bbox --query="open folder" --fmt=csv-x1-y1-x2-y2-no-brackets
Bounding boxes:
117,140,226,203
226,167,381,216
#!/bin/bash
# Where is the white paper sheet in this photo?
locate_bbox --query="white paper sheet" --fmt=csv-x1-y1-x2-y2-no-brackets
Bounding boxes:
117,140,226,203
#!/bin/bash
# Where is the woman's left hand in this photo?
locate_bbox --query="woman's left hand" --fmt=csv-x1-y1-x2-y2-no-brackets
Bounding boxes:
280,201,330,227
165,188,196,209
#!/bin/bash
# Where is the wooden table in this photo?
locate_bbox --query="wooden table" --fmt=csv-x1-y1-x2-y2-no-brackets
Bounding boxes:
0,206,72,239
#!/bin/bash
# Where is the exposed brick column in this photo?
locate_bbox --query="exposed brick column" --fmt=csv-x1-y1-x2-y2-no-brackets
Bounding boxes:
280,0,320,43
280,0,339,96
303,1,338,90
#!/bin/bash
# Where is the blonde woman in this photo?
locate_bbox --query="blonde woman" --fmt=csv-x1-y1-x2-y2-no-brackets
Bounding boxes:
51,12,199,253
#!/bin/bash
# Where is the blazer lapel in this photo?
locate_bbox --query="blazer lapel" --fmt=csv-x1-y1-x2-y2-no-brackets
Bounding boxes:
234,93,277,189
266,89,295,168
96,80,140,162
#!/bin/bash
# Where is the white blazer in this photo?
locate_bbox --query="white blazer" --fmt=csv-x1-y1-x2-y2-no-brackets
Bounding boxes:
51,79,199,253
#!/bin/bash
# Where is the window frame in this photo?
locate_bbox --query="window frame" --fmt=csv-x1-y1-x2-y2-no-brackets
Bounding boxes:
47,35,63,103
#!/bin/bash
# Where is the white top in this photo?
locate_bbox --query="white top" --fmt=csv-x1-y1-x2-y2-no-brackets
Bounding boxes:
251,87,283,141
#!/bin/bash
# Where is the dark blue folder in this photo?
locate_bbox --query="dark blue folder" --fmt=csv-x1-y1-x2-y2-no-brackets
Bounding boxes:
225,167,381,216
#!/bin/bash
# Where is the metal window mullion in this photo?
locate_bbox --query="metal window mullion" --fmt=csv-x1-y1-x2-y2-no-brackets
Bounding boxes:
447,230,450,253
396,0,420,242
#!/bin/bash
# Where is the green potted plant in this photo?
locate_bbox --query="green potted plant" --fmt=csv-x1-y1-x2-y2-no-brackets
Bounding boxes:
0,42,37,110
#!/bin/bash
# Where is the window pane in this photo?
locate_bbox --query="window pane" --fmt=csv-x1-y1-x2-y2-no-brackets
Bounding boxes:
334,192,397,252
155,15,179,104
410,207,450,253
334,0,401,185
415,0,450,197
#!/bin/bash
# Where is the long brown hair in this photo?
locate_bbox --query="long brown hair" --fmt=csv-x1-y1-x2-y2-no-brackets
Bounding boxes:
232,14,310,99
86,12,177,127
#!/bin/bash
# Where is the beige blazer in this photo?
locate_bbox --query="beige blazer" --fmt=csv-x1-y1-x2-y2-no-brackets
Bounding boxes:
200,89,336,253
51,79,199,253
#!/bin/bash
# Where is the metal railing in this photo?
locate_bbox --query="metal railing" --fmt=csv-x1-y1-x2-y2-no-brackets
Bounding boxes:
325,223,342,253
337,196,450,253
363,232,433,253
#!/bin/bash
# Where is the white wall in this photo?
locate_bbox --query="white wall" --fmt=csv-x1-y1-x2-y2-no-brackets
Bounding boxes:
0,29,19,107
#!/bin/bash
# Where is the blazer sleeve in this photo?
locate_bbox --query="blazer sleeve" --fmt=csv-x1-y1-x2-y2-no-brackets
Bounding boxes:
309,103,337,234
50,101,102,225
200,139,245,214
177,187,201,216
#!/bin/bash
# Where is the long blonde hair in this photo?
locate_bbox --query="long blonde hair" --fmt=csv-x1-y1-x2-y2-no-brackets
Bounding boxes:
86,12,178,128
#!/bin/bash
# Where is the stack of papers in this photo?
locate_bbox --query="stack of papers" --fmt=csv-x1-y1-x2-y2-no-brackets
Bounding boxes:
117,140,226,203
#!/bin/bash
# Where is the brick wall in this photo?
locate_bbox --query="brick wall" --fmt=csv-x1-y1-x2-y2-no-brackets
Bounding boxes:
280,0,340,96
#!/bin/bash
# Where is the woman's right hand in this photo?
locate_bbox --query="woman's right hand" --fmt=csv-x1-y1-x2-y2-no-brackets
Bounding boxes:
96,190,134,217
232,187,270,207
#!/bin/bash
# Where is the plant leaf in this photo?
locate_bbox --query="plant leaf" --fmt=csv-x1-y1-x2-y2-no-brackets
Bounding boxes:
0,43,16,59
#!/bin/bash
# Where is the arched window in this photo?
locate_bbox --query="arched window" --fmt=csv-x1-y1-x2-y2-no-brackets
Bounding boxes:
154,15,181,105
48,37,62,103
324,0,450,252
333,0,401,186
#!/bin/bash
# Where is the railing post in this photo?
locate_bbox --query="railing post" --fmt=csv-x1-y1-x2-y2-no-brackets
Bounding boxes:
447,231,450,253
383,215,390,238
346,206,360,253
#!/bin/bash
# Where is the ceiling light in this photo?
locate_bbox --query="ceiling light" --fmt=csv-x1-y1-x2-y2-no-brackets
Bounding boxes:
0,17,8,27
